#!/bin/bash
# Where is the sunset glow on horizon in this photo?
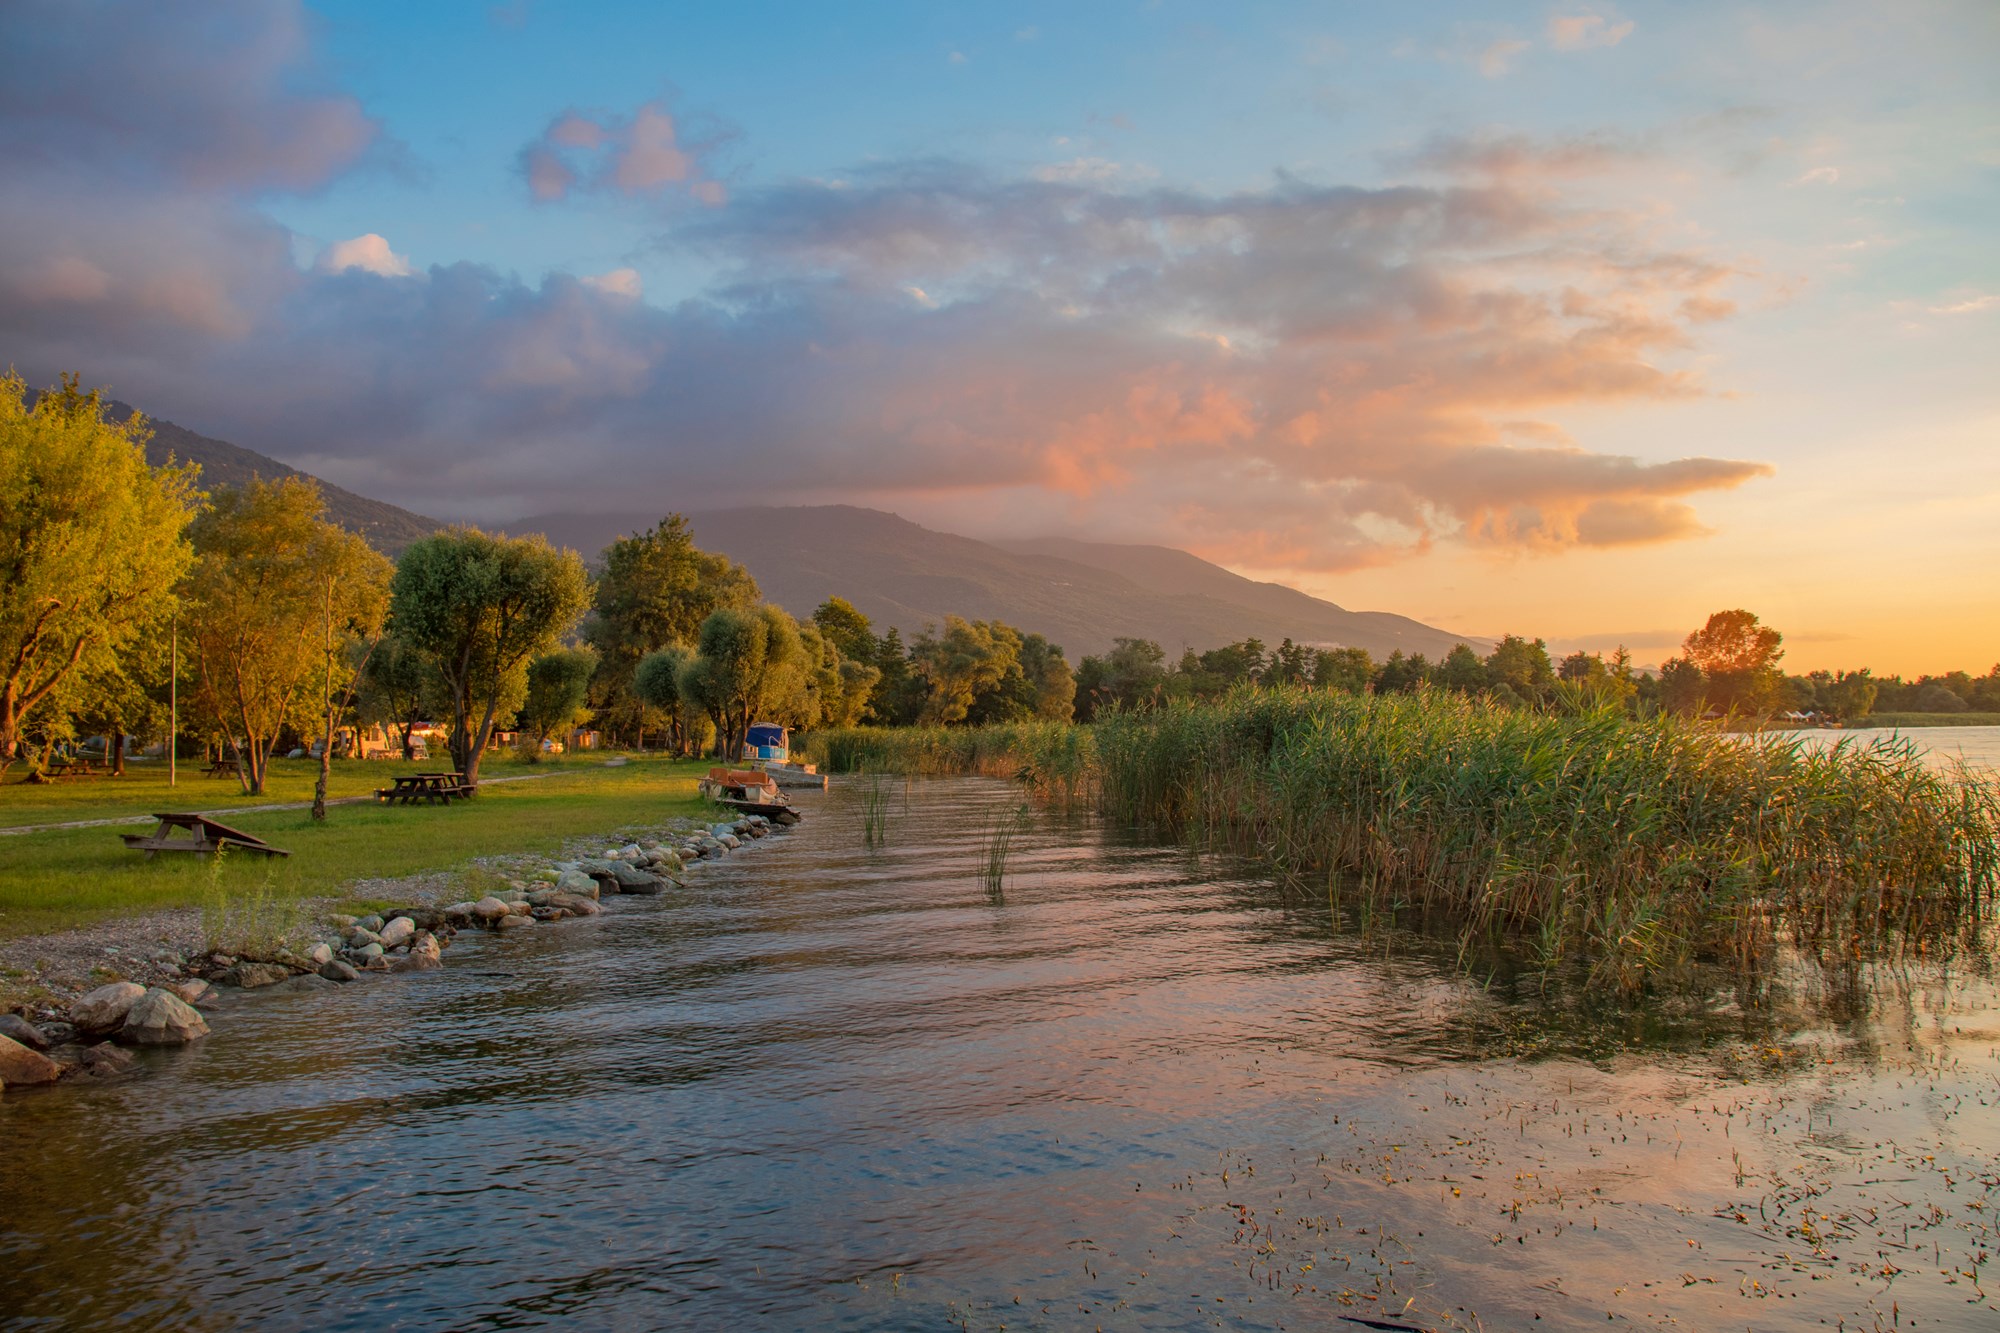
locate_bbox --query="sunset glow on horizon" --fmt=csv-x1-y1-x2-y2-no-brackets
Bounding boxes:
2,1,1994,674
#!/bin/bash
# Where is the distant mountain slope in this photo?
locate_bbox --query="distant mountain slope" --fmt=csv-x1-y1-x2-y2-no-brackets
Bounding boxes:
509,505,1480,660
118,404,445,553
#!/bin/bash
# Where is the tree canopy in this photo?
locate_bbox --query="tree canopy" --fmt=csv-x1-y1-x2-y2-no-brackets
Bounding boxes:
0,373,200,776
390,527,591,783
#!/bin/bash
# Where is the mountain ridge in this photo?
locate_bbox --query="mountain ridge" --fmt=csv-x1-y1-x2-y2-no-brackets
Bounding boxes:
512,505,1483,660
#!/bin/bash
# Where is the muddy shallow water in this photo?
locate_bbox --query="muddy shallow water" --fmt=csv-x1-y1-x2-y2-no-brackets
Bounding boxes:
3,777,1996,1330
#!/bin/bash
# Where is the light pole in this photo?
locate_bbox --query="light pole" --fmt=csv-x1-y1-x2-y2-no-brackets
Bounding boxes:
168,605,177,788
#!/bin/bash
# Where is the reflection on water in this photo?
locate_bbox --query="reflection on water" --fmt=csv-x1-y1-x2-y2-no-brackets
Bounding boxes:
1790,723,2000,771
3,777,1996,1330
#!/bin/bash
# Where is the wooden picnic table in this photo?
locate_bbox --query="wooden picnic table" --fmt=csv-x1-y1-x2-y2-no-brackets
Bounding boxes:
202,758,238,779
44,758,103,782
121,813,290,858
375,772,474,805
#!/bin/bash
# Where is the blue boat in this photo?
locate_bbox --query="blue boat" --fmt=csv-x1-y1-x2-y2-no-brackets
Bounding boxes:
743,722,789,763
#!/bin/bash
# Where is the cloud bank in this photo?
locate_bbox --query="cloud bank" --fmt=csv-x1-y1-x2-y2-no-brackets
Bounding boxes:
0,1,1770,573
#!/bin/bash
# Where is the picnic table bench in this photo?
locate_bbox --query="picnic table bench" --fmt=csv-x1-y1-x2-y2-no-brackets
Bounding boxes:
375,772,475,805
121,813,290,858
44,758,103,782
202,758,238,779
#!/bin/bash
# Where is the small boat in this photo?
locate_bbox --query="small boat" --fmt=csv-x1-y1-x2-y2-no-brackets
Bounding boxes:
742,722,790,763
699,767,802,823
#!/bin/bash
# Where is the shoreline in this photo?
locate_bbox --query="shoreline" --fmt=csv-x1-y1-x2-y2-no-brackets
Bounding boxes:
0,807,794,1091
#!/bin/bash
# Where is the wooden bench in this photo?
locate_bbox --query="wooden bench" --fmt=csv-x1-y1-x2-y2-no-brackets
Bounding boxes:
122,813,290,858
202,758,238,779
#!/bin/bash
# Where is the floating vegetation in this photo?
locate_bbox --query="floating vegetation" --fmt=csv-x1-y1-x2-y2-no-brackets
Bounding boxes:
808,689,2000,990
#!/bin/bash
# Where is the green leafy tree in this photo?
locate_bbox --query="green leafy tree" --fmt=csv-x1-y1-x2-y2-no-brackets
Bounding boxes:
356,633,433,760
1312,646,1373,694
1434,643,1487,694
183,477,391,794
811,597,876,663
518,646,599,758
908,617,1022,725
585,515,758,744
1074,636,1167,720
675,605,806,758
1658,656,1706,715
633,645,709,755
0,373,200,777
1372,650,1431,694
1680,609,1786,717
390,528,592,784
1484,635,1555,705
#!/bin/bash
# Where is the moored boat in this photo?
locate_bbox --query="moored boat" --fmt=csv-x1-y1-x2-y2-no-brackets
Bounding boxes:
698,767,803,823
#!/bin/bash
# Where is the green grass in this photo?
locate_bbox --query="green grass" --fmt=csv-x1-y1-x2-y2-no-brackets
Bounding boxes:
0,757,714,940
809,691,2000,991
0,754,586,828
1855,712,2000,729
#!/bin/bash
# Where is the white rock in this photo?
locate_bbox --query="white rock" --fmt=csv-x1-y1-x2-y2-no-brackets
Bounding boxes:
71,981,146,1035
117,988,210,1046
378,917,416,949
472,896,511,922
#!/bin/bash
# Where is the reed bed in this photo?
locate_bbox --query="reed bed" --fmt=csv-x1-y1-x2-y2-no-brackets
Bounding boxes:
807,689,2000,989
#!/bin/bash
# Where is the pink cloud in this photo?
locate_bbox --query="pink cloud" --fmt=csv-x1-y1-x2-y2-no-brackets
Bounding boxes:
519,100,726,205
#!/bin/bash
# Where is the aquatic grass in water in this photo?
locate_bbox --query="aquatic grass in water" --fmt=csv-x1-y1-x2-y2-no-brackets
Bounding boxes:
978,804,1029,900
858,772,893,848
810,690,2000,989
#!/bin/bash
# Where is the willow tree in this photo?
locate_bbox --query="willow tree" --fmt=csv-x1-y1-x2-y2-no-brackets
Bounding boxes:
183,477,391,795
675,605,804,759
390,528,591,784
0,373,200,778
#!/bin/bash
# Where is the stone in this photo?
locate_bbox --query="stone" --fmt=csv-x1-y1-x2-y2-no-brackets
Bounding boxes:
527,889,556,908
378,916,416,949
70,981,146,1034
548,892,601,916
327,914,357,930
227,962,291,989
352,942,385,963
171,979,211,1006
617,843,644,861
396,908,449,932
116,988,209,1046
0,1033,62,1085
273,974,336,994
494,913,532,931
648,848,686,873
0,1014,51,1051
472,896,511,923
710,823,736,839
36,1020,78,1047
320,959,361,982
719,834,741,850
508,901,532,915
81,1043,138,1076
357,915,385,933
208,952,237,968
443,901,478,924
616,873,667,896
530,906,567,922
306,943,335,968
554,869,598,899
344,926,383,949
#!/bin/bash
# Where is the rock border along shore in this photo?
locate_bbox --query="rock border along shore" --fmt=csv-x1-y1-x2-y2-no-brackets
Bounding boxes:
0,812,782,1094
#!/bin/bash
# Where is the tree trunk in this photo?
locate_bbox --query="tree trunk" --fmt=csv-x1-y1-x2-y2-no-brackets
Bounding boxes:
111,731,125,777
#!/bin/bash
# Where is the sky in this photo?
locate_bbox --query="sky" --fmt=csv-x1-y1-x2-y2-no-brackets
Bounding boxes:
1,1,1995,674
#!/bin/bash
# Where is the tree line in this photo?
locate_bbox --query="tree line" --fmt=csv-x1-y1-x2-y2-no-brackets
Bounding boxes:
5,378,1987,798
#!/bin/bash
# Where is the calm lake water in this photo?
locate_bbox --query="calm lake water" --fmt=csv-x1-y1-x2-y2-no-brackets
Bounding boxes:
3,777,1997,1330
1790,723,2000,772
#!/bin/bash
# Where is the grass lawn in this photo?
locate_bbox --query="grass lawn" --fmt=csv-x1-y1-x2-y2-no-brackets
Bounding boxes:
0,754,575,829
0,755,716,941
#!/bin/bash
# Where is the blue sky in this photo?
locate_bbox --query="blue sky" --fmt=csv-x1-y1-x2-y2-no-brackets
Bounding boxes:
2,1,1995,669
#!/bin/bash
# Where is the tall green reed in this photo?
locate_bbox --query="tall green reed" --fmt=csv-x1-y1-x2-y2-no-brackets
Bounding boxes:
810,687,2000,990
